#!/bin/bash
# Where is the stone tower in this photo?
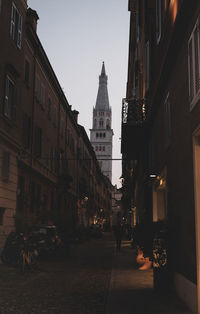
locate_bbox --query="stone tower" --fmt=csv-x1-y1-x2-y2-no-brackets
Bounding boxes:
90,62,113,182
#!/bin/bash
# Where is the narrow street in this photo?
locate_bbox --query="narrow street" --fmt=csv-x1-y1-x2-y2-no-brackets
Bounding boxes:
0,232,192,314
0,233,113,314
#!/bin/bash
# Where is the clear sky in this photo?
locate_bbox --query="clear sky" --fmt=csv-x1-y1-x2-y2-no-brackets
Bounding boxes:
27,0,130,188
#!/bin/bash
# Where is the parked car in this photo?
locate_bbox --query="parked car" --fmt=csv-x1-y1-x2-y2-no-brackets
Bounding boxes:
29,225,63,258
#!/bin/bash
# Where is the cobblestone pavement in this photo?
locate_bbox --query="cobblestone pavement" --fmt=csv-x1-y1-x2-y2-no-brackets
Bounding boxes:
0,233,114,314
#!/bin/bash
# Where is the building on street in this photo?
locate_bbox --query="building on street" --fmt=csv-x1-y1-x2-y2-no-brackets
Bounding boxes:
0,0,112,249
121,0,200,312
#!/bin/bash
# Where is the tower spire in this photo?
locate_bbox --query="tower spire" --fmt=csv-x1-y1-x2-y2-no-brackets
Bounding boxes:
95,62,110,110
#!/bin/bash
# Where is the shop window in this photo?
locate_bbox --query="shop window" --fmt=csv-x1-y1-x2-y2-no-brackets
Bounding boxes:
10,2,22,48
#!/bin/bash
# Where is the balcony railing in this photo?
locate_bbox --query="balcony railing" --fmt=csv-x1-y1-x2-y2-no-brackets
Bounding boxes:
122,98,146,126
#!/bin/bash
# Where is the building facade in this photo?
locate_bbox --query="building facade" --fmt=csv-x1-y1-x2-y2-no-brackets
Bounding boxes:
90,62,113,182
121,0,200,312
0,0,112,249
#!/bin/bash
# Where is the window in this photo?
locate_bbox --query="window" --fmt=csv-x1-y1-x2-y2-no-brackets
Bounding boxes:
188,18,200,109
4,75,17,121
156,0,162,44
145,41,150,92
103,146,105,151
164,93,171,148
40,83,45,108
94,119,97,128
22,113,31,149
10,2,22,48
53,106,57,127
136,11,140,43
60,119,64,138
103,133,106,137
99,119,103,128
96,133,99,138
0,0,2,14
30,182,35,212
24,59,30,86
48,97,51,119
106,119,110,129
0,208,5,225
35,75,45,108
2,151,10,182
34,126,42,158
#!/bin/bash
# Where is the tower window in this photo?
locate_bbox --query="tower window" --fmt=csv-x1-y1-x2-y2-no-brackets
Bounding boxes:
106,119,110,129
103,146,105,151
103,133,106,137
99,119,104,127
96,133,99,137
100,133,102,137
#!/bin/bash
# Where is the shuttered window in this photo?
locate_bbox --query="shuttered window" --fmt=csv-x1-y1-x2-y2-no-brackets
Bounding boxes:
10,2,22,48
34,126,42,158
4,75,17,121
145,41,150,91
2,151,10,182
22,113,31,149
188,18,200,110
156,0,162,44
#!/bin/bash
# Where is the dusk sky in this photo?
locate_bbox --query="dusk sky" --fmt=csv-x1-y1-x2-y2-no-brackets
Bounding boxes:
28,0,130,187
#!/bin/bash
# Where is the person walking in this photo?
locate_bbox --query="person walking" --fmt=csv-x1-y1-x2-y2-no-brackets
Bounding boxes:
113,212,123,251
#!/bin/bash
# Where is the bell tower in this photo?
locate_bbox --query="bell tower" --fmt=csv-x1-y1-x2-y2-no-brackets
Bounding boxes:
90,62,113,182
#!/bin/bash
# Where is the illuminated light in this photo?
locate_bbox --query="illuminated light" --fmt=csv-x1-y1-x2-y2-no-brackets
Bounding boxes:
160,179,163,186
170,0,178,24
150,174,156,178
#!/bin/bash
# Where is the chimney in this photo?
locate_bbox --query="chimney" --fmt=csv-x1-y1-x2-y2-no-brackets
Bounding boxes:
26,8,39,32
72,110,79,123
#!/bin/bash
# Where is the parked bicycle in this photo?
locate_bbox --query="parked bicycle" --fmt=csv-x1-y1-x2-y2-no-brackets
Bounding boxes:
18,235,39,273
1,232,39,273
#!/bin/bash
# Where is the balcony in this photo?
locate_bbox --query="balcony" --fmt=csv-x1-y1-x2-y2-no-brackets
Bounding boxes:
121,98,147,157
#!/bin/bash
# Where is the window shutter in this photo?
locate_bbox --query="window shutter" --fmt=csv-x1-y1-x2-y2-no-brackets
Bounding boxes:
145,41,150,91
4,76,9,117
22,113,31,148
2,151,10,182
11,86,17,121
17,14,22,48
194,26,200,94
24,60,30,85
10,4,16,39
40,84,45,108
188,39,194,101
